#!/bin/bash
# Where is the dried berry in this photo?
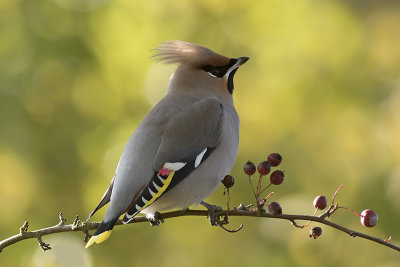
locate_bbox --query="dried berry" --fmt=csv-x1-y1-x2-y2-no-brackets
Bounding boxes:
221,175,235,189
267,202,282,216
270,170,284,185
309,227,322,239
313,195,328,210
257,161,271,175
267,153,282,167
360,209,378,227
244,161,256,176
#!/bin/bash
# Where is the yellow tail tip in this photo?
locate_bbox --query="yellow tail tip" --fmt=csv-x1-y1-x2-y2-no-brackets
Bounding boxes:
85,230,112,248
85,236,96,249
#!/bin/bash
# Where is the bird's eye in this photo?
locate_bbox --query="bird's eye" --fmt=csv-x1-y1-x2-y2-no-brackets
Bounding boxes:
201,65,226,78
208,69,223,77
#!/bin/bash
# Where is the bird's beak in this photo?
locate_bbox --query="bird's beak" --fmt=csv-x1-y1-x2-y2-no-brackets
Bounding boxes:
237,57,249,66
228,57,249,71
225,57,250,76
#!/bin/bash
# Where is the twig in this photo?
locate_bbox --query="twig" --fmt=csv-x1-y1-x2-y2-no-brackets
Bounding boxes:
57,212,66,226
37,236,51,251
259,183,272,196
1,209,399,253
319,185,344,219
219,223,244,233
19,221,29,234
248,175,258,200
256,174,262,199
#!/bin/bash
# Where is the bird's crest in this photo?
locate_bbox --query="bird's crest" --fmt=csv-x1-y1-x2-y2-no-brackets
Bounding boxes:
152,40,230,67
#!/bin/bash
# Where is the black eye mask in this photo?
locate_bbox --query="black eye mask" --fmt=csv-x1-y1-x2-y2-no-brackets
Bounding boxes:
201,58,238,78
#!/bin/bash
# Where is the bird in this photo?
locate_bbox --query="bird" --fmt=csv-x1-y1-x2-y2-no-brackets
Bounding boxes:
85,40,249,248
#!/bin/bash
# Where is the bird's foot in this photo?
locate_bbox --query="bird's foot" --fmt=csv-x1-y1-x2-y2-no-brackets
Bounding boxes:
200,201,223,212
200,201,223,226
147,211,164,226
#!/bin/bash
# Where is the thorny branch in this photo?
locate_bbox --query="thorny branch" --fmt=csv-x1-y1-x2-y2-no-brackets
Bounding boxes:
1,157,397,254
0,207,399,253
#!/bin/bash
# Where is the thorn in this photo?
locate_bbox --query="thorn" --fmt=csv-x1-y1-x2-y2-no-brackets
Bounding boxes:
37,236,51,251
72,216,80,230
58,212,66,226
235,203,252,211
20,221,29,234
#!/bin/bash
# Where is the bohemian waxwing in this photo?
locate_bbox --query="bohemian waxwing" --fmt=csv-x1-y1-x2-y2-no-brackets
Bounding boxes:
85,40,249,247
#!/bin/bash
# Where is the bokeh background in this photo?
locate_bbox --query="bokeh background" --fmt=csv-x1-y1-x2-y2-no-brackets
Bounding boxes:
1,0,400,266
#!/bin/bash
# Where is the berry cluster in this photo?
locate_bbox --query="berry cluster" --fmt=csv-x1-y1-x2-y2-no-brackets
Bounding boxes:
311,187,378,228
221,152,382,242
304,186,379,239
244,153,284,210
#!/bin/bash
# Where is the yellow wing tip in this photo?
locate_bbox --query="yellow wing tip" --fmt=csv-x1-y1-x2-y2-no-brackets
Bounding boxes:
85,230,112,249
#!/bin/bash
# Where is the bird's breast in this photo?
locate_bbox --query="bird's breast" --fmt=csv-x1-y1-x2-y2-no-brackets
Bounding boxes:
143,106,240,213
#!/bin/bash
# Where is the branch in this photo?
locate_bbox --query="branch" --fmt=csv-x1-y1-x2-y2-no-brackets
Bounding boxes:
1,208,399,253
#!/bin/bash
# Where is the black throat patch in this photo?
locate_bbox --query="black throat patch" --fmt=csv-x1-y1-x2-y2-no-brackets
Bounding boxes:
227,68,238,94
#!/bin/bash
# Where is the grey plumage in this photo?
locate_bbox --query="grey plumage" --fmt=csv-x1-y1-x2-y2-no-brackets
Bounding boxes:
86,41,248,247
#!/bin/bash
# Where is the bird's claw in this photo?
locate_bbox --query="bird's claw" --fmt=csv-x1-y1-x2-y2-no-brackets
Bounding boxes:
200,201,223,212
200,201,223,226
148,211,164,226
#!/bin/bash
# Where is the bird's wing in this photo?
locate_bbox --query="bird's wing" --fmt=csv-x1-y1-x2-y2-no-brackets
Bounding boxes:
86,176,114,221
122,97,224,222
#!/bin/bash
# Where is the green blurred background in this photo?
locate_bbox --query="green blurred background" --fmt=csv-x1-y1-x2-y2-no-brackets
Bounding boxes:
1,0,400,266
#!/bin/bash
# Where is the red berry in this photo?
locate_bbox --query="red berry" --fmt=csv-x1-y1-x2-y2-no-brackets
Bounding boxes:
313,195,328,210
267,153,282,167
360,209,378,227
267,202,282,216
244,161,256,175
270,170,284,185
309,227,322,239
221,175,235,188
257,161,271,175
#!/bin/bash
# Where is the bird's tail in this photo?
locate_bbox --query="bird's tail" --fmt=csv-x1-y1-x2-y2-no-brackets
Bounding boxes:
85,217,119,248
